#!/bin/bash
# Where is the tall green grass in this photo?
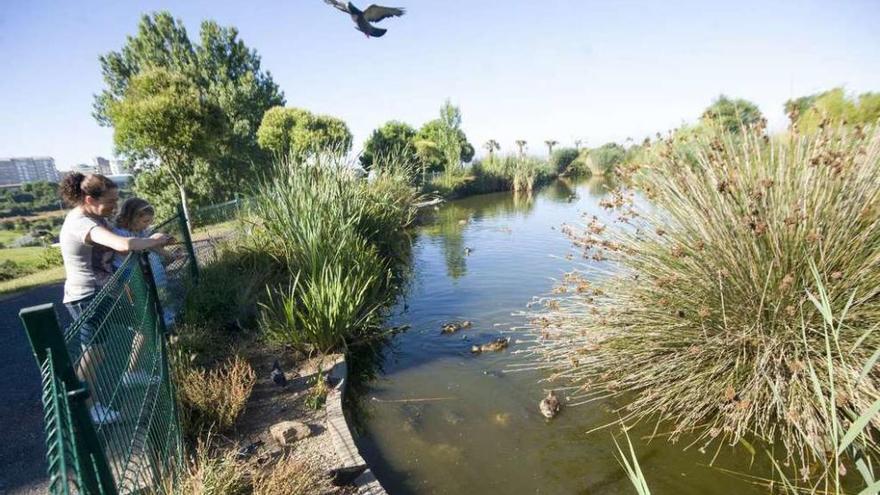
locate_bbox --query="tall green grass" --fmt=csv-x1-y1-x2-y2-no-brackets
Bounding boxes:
526,125,880,480
250,153,421,353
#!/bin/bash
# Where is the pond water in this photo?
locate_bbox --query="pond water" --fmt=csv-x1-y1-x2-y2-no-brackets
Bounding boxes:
352,177,767,494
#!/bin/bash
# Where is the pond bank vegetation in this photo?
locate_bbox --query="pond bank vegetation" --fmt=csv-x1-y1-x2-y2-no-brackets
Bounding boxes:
524,123,880,491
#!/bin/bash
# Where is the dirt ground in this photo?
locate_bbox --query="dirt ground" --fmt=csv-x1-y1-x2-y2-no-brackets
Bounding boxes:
232,347,356,493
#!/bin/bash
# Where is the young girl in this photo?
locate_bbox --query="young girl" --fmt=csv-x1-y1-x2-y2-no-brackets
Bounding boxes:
112,198,168,289
59,173,173,424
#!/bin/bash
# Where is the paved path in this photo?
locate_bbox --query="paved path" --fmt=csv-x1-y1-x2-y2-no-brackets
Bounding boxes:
0,283,68,495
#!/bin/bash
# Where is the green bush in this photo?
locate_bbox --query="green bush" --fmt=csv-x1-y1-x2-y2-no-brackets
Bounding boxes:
250,153,420,353
0,260,25,281
36,247,62,270
550,147,579,174
182,245,276,330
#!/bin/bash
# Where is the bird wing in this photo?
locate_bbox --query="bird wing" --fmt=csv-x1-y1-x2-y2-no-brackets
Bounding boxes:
362,5,405,22
357,22,387,37
323,0,350,13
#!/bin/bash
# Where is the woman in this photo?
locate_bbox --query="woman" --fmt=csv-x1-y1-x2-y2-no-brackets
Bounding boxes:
59,172,173,424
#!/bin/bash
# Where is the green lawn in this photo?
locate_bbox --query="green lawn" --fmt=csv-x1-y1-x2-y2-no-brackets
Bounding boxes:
0,230,23,245
0,246,47,269
0,266,65,296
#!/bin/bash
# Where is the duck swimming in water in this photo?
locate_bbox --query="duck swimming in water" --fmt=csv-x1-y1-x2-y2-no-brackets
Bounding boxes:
539,390,561,419
471,337,510,354
441,320,472,334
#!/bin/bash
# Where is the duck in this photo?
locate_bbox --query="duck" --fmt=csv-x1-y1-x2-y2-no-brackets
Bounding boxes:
441,320,472,334
464,247,473,256
539,390,561,419
471,337,510,354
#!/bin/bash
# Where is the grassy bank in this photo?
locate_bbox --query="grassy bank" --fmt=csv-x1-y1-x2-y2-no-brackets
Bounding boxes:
426,154,563,199
527,125,880,487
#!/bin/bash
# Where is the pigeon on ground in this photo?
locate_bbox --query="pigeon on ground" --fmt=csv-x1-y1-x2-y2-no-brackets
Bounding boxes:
323,0,405,38
271,360,287,387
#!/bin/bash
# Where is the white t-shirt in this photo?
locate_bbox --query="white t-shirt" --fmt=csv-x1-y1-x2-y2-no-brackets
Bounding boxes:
59,208,115,303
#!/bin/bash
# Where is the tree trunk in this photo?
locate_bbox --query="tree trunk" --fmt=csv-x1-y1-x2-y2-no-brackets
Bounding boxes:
178,182,191,230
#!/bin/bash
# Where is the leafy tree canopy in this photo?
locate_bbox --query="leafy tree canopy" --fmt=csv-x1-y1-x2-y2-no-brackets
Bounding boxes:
360,121,418,170
108,67,224,220
700,95,764,134
95,11,284,207
257,106,352,158
414,119,474,173
550,147,579,174
786,87,880,132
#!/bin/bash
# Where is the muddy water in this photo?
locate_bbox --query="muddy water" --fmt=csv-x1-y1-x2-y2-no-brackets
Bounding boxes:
352,177,766,494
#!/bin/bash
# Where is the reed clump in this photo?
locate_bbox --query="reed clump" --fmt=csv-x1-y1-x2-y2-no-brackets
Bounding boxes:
251,153,422,353
527,125,880,474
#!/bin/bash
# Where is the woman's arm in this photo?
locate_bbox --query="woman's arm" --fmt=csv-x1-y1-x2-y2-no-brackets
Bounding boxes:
88,225,173,253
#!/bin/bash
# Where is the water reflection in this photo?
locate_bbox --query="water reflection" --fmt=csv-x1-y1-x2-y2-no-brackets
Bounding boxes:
353,177,765,495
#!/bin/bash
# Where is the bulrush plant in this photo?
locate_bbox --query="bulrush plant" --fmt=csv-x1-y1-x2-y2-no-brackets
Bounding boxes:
175,355,257,435
524,125,880,481
250,152,421,353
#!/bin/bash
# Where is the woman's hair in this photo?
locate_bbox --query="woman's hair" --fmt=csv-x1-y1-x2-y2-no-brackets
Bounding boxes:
60,172,118,206
115,197,155,230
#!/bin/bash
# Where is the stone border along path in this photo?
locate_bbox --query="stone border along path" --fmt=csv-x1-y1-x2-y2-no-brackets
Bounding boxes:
326,355,388,495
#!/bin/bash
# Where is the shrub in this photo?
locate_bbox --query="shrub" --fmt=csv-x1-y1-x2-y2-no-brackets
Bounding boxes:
36,247,62,270
175,355,256,436
0,260,25,281
251,454,333,495
529,125,880,472
250,153,419,353
182,245,276,330
165,440,250,495
550,147,579,174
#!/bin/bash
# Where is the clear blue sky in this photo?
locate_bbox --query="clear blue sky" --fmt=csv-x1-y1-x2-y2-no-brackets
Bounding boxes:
2,0,879,169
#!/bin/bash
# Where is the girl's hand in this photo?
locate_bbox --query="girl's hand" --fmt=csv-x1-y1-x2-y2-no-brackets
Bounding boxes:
149,233,175,246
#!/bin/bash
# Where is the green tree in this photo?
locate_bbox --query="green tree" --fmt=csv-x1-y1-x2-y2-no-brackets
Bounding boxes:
414,115,474,173
483,139,500,161
360,121,418,170
108,67,224,223
550,147,579,174
294,114,352,157
700,95,764,134
95,11,284,207
786,88,880,132
589,142,626,175
256,106,352,158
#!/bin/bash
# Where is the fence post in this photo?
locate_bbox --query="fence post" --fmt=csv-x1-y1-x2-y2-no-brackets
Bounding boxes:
139,252,167,336
20,304,117,495
177,203,199,283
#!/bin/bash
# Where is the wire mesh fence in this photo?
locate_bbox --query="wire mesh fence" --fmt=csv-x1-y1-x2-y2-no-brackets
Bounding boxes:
20,206,198,495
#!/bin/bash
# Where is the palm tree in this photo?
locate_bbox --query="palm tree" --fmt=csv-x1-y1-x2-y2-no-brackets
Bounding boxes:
545,140,558,157
483,139,500,160
515,140,527,158
574,139,583,151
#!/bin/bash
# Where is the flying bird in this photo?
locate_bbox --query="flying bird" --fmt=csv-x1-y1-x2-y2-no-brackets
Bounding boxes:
324,0,405,38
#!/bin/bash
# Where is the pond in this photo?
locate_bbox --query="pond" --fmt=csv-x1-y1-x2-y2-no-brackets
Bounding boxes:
352,177,766,494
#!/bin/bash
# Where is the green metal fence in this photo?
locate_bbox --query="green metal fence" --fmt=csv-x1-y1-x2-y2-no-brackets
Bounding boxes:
20,206,198,495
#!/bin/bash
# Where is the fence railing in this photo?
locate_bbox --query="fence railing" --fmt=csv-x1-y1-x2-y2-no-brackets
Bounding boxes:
20,206,198,494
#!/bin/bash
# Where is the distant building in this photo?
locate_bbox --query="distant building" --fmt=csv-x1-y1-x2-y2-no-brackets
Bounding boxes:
93,156,111,175
110,159,131,175
72,163,97,175
0,156,60,185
